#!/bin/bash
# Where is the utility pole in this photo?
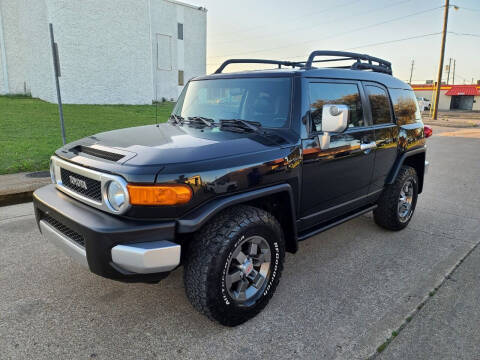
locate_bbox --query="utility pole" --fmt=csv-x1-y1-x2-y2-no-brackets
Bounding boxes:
432,0,449,120
409,59,414,84
446,57,452,84
452,59,456,84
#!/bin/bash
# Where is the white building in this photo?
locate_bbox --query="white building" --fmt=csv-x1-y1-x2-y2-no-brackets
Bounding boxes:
0,0,207,104
413,84,480,111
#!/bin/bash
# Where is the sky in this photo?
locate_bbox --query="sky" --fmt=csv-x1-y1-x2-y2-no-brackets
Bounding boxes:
194,0,480,84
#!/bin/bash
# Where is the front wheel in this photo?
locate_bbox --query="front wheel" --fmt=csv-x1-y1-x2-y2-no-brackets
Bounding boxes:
374,165,418,230
183,205,285,326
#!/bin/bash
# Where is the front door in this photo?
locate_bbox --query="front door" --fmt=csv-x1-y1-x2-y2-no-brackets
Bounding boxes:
300,80,376,231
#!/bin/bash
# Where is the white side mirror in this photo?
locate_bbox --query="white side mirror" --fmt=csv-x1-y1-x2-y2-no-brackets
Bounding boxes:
322,104,349,132
319,104,349,149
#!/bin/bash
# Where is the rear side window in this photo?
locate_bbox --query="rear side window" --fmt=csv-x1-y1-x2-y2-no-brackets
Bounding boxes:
309,82,364,132
389,89,422,125
365,85,392,125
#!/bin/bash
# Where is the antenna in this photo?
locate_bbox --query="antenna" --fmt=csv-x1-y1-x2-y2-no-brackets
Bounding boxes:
409,59,414,84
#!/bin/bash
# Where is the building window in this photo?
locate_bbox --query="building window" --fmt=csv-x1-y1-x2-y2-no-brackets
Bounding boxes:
178,70,184,86
178,23,183,40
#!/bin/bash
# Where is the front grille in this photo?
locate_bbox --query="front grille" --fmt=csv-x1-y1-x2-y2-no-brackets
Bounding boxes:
42,213,85,248
60,168,102,202
72,145,125,162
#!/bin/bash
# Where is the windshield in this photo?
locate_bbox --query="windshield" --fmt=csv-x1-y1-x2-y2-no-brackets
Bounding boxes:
173,77,292,128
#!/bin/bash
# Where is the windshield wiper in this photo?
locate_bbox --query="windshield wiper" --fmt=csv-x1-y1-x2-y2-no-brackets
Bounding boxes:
187,116,216,127
219,119,287,145
168,114,184,125
220,119,262,132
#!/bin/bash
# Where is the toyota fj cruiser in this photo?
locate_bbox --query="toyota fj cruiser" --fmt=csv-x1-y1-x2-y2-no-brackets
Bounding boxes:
33,51,431,326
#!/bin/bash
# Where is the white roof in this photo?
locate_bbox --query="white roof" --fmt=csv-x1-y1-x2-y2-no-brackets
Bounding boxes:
164,0,207,11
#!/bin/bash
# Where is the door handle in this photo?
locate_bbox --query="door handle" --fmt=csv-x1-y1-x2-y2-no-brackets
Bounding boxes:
360,141,377,151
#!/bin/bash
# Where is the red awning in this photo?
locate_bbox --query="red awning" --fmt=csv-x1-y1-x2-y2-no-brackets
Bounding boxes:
445,85,480,96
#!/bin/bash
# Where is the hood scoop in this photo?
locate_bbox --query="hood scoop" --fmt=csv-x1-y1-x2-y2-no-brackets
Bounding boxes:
70,145,134,163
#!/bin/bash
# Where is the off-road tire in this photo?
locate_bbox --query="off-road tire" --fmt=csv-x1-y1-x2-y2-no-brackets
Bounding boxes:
183,205,285,326
374,165,418,231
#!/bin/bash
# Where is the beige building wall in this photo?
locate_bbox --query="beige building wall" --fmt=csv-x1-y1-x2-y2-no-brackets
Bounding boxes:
414,89,451,111
473,98,480,111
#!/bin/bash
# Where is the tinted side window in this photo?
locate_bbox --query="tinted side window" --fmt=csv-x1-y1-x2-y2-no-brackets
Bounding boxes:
309,82,364,132
389,89,422,125
366,85,392,125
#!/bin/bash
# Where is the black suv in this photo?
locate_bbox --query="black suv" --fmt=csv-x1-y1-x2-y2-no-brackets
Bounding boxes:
33,51,430,326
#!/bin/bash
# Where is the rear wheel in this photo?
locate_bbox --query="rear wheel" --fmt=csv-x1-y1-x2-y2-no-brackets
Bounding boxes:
374,166,418,230
183,205,285,326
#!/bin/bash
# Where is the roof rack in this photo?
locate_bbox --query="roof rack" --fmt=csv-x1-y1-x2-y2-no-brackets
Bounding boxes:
304,50,392,75
213,51,392,75
214,59,303,74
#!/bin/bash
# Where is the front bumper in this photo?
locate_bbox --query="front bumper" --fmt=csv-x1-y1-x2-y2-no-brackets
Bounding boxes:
33,185,180,282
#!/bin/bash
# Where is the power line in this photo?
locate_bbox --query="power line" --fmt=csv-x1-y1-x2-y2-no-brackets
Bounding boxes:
210,0,412,46
207,6,444,60
207,32,442,67
448,31,480,37
343,32,442,51
209,0,360,44
457,6,480,12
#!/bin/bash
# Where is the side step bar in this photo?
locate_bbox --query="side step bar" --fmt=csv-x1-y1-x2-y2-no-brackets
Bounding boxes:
297,205,377,241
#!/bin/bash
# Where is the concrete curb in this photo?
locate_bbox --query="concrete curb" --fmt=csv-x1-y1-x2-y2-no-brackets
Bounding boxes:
0,171,51,206
0,191,36,207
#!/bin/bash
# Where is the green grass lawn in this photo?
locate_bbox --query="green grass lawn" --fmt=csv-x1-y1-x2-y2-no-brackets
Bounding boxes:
0,95,173,175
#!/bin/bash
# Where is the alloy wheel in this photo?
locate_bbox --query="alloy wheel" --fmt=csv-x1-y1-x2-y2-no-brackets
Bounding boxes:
225,236,271,305
398,179,414,222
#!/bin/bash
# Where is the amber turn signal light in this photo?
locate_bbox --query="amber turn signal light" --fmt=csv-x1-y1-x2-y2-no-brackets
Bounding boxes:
127,184,192,206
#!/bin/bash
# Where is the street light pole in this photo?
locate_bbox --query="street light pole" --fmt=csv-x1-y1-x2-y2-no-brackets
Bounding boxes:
452,59,456,85
446,57,452,85
432,0,449,120
409,59,414,84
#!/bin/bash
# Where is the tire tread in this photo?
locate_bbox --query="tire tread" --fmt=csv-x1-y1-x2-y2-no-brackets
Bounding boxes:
183,205,284,325
374,165,418,230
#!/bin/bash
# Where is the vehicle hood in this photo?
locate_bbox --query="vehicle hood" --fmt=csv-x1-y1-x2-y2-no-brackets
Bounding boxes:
57,123,288,168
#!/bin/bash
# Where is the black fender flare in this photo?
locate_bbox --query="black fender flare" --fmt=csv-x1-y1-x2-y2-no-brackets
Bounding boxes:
386,146,426,190
177,184,298,251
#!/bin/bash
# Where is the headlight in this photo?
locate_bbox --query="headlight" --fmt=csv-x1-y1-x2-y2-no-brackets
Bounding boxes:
49,160,56,184
106,181,127,211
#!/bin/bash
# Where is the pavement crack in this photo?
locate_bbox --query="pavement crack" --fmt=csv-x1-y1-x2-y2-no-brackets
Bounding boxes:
421,206,480,221
367,237,480,359
0,214,34,223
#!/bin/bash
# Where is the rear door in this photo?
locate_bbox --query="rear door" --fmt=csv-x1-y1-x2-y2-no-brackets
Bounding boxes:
362,82,398,193
300,79,376,230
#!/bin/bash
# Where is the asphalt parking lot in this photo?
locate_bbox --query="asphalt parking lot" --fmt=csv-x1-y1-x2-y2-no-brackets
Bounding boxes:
1,127,479,359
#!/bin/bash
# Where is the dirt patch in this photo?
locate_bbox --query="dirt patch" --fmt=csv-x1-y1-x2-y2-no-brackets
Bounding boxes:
437,128,480,139
422,111,480,128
